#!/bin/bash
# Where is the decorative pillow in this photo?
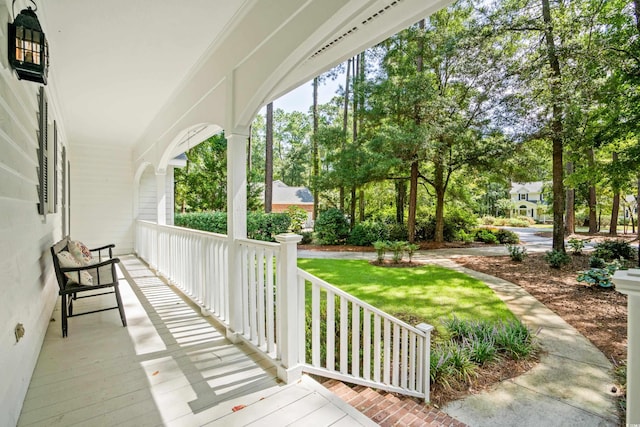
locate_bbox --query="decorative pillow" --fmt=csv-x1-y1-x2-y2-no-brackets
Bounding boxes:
57,251,93,286
68,240,94,265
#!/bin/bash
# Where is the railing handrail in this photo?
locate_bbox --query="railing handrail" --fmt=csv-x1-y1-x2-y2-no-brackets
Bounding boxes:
297,268,427,337
236,238,281,250
137,220,227,240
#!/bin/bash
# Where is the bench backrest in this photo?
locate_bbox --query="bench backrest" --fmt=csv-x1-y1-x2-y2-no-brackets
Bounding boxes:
51,236,71,291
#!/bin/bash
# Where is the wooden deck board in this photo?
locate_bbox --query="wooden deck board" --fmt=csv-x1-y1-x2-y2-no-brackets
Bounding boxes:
18,255,375,427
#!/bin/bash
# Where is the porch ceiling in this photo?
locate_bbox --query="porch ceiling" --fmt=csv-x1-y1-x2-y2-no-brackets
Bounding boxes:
37,0,453,157
40,0,246,146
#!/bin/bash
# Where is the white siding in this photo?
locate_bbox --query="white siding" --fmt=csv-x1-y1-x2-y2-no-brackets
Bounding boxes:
0,3,62,423
138,165,157,222
137,165,176,225
70,144,134,254
167,167,175,225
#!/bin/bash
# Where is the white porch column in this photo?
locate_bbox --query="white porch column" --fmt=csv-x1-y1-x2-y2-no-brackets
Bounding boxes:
156,169,167,225
275,233,303,383
612,269,640,424
226,131,249,340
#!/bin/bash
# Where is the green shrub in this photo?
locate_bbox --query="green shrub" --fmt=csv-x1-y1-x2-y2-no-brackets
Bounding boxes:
300,231,313,245
175,211,291,242
387,223,408,241
544,250,571,268
456,230,474,244
247,212,291,241
286,206,308,233
593,240,637,261
492,217,508,226
495,229,520,244
506,218,530,227
589,256,607,268
314,208,350,245
507,245,527,262
567,238,588,255
175,211,227,233
481,216,496,225
347,220,388,246
417,209,477,242
516,215,536,226
475,229,499,244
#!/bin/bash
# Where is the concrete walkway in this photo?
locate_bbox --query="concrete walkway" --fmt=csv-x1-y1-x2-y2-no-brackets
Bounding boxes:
297,248,620,427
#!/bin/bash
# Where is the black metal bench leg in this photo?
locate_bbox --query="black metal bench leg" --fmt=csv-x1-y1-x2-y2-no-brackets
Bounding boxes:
114,284,127,327
61,294,68,338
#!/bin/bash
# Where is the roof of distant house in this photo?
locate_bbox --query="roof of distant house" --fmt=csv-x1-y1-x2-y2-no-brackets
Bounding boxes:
270,180,313,205
510,181,544,194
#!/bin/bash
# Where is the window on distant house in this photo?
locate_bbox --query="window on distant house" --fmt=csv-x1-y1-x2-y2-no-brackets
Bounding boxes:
519,193,528,200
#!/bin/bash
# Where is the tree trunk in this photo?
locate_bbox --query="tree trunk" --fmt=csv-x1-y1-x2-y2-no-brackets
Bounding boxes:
542,0,565,252
247,124,252,172
565,160,575,234
396,180,406,224
340,58,351,212
359,188,365,222
350,186,356,230
588,148,598,233
408,19,425,244
312,78,319,220
610,192,620,236
408,161,418,242
434,155,446,243
265,102,274,213
609,152,620,236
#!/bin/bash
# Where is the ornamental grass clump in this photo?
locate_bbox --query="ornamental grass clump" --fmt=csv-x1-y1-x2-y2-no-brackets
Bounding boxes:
431,317,538,388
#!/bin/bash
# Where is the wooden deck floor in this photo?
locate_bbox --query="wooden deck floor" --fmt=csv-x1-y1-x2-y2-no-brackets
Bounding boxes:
18,255,375,427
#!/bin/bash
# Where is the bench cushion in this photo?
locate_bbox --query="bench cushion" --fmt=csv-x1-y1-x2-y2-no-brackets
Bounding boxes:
68,240,94,265
57,251,93,285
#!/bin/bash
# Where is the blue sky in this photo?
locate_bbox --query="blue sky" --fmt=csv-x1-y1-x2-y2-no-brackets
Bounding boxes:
265,76,343,113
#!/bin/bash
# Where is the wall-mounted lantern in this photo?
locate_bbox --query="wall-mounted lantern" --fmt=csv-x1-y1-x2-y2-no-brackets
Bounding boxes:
7,1,49,84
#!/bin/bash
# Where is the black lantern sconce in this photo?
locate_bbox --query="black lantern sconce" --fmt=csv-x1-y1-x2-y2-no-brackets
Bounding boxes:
7,0,49,84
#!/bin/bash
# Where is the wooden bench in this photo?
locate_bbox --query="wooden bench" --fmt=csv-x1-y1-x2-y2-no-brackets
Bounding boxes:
51,237,127,337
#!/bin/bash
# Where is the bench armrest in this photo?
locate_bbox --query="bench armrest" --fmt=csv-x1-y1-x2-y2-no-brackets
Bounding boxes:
59,257,120,273
60,258,120,287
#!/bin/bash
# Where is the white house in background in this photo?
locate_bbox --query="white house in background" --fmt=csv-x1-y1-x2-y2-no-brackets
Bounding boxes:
509,181,549,222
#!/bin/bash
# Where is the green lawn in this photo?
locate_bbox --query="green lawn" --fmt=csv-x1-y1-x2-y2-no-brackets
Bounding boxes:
298,259,515,336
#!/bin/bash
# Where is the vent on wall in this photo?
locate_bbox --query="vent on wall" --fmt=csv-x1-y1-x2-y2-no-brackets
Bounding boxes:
309,0,404,59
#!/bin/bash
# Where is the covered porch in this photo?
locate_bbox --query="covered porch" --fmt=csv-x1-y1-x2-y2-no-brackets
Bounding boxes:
18,255,375,426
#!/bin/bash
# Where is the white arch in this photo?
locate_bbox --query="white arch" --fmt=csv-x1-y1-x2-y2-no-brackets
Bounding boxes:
157,123,223,173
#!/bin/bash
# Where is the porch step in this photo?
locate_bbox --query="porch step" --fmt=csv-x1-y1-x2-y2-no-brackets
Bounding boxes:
323,380,466,427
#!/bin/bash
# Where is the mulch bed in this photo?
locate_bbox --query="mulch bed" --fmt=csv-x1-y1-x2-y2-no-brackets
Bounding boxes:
455,252,629,363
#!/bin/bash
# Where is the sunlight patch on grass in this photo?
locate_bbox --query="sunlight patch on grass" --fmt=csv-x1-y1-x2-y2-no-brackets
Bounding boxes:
298,259,515,336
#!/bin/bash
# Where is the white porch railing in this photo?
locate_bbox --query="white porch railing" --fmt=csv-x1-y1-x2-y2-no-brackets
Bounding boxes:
134,220,433,402
297,269,434,400
135,221,229,321
236,238,280,357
